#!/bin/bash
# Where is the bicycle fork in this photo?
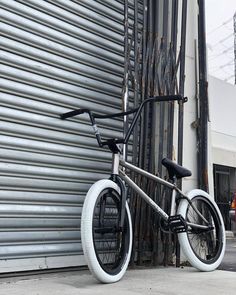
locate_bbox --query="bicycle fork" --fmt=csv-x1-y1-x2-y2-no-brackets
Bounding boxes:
110,153,127,230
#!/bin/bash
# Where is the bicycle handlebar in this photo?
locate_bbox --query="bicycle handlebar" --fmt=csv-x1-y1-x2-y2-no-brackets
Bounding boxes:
60,108,89,120
60,95,187,148
60,107,139,120
124,95,186,144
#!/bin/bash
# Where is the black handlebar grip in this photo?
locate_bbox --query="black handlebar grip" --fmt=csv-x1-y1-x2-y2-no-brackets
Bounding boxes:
60,108,88,120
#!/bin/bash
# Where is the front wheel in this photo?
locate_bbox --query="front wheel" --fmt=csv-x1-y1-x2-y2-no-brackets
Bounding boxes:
81,179,132,283
177,189,226,271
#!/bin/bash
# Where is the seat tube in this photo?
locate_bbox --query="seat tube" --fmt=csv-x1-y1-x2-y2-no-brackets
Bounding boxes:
112,153,120,175
170,177,178,216
170,189,177,216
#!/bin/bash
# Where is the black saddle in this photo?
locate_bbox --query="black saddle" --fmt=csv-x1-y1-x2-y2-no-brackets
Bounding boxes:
162,158,192,181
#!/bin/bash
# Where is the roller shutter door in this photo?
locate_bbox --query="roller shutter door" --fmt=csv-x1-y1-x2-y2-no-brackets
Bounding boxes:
0,0,125,272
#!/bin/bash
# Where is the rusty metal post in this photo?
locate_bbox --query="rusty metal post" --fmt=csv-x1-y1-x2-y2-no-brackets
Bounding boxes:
176,0,188,268
167,0,179,159
177,0,187,169
122,0,129,161
198,0,209,192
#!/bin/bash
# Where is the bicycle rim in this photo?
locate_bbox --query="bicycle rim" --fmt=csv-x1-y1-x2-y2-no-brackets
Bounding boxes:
92,188,130,275
186,195,224,264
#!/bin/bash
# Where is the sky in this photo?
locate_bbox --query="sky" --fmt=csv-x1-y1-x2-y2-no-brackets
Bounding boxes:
205,0,236,84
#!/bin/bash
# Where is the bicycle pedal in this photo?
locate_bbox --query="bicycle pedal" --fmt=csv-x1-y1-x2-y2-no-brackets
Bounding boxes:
168,215,187,233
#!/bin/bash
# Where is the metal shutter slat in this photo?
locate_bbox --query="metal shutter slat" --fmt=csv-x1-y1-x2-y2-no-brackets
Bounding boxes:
0,0,124,272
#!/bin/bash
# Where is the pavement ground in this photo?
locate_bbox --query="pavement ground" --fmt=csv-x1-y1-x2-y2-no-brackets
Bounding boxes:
219,235,236,271
0,266,235,295
0,235,235,295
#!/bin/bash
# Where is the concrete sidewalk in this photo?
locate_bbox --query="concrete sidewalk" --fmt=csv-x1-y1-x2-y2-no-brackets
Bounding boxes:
0,267,235,295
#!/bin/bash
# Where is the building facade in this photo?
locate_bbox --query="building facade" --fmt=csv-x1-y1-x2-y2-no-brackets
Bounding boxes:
208,76,236,231
0,0,199,273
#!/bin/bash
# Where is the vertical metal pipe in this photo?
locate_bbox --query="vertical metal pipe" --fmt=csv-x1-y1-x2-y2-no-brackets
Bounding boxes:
154,0,160,35
132,0,139,167
142,1,151,171
194,39,201,188
162,0,169,47
171,0,179,61
147,0,154,97
198,0,209,192
151,0,160,266
139,0,148,169
177,0,187,169
123,0,129,161
176,0,188,268
160,0,170,268
142,0,148,102
134,0,139,106
135,0,148,265
144,0,155,263
154,0,160,97
158,0,169,177
143,0,154,173
167,0,179,159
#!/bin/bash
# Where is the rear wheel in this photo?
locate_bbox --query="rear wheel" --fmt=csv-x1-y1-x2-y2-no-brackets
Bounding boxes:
81,180,132,283
178,189,225,271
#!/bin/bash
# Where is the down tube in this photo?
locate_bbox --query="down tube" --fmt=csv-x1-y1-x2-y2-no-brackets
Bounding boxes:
119,170,169,221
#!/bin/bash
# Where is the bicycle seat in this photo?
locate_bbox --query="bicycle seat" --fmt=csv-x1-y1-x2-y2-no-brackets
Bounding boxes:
161,158,192,180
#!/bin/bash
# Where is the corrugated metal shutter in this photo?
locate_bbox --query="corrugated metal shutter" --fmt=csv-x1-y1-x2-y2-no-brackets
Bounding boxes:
0,0,125,272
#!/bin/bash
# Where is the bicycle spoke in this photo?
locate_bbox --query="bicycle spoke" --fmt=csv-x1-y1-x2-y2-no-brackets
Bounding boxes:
185,196,223,264
92,188,130,273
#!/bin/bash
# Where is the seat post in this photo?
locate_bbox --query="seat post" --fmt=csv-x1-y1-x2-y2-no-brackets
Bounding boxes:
172,175,177,185
112,152,120,175
170,176,177,216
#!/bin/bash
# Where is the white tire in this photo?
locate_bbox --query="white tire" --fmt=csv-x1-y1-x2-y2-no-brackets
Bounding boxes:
177,189,226,271
81,179,132,283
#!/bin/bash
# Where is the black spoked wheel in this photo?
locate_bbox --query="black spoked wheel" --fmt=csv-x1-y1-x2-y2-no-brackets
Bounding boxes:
81,180,132,283
186,196,224,264
178,190,225,271
92,188,130,275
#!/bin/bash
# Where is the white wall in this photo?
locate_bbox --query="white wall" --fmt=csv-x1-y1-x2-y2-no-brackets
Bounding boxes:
177,0,199,193
208,76,236,169
171,3,236,199
209,76,236,137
